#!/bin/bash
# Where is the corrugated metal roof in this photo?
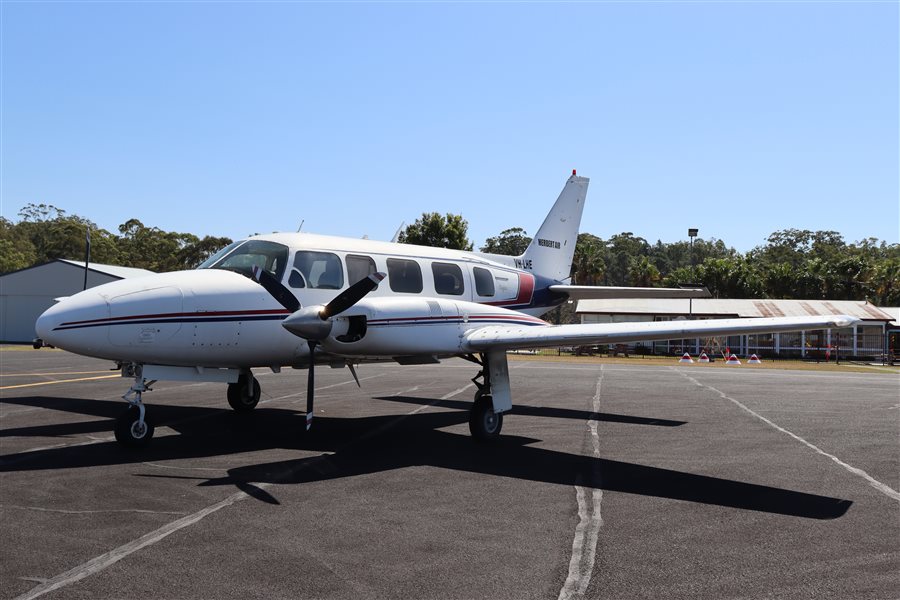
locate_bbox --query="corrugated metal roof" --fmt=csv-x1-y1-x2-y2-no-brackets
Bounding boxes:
57,259,154,279
879,307,900,328
576,298,894,322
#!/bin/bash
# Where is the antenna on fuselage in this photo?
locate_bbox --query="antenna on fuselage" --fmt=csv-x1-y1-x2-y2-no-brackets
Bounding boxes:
297,219,304,233
83,225,91,290
390,222,406,243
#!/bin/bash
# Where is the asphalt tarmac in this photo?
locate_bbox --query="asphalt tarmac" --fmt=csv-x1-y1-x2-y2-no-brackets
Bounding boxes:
1,350,898,600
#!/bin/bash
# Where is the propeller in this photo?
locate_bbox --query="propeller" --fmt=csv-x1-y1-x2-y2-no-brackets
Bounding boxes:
281,271,385,339
250,265,300,312
250,268,385,431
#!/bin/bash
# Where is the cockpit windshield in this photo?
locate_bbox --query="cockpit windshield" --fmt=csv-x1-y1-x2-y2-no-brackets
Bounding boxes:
197,240,290,281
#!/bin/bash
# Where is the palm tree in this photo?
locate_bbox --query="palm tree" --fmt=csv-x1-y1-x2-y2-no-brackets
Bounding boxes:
627,256,661,287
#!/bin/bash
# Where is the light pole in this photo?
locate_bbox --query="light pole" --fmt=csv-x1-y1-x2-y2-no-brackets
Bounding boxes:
688,228,698,318
687,228,699,356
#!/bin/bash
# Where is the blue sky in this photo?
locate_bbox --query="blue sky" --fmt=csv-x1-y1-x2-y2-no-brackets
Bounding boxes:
2,1,897,252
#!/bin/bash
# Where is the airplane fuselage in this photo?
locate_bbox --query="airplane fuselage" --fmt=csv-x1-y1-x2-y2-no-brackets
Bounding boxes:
36,232,566,368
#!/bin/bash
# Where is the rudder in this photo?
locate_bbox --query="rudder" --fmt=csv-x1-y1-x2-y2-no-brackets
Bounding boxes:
519,172,589,282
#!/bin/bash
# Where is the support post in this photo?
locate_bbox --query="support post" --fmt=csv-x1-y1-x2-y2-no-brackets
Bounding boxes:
486,350,512,414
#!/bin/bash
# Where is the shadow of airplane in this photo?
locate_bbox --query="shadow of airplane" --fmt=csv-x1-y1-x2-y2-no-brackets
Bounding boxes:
0,394,852,520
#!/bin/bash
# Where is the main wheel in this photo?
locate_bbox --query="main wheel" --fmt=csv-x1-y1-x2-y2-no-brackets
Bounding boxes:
469,394,503,441
227,374,261,411
115,405,154,448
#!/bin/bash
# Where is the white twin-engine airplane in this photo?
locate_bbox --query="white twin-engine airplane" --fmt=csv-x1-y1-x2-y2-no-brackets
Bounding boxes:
35,173,858,448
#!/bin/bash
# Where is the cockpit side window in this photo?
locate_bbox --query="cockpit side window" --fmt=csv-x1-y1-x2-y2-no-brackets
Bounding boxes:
198,240,289,281
294,251,344,290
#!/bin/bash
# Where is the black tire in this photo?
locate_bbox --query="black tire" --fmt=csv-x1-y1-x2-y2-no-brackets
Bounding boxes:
114,405,154,448
227,375,261,411
469,394,503,441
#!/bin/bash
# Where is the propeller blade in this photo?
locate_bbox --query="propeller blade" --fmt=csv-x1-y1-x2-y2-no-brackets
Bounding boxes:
320,272,385,319
251,265,300,312
306,340,316,431
348,363,361,387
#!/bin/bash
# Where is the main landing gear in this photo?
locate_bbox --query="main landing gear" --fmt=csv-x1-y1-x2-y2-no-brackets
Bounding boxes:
227,373,261,411
465,351,512,442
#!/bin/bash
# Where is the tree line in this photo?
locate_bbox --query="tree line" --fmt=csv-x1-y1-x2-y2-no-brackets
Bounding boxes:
1,204,233,274
3,205,898,306
400,213,900,305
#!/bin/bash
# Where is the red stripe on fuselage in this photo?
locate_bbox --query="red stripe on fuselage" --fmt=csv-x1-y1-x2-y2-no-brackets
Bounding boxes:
483,272,535,307
60,308,292,327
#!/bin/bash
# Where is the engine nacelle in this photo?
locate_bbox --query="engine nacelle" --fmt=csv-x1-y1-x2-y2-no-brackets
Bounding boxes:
320,296,545,357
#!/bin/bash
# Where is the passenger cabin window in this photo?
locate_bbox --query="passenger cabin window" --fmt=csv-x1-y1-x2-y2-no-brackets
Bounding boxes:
431,262,464,296
346,254,377,286
473,267,495,297
386,258,423,293
198,240,289,282
292,251,344,289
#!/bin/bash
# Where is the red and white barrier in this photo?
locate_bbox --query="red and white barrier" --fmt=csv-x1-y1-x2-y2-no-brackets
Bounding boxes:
698,352,710,363
679,353,694,364
747,354,762,364
726,354,741,365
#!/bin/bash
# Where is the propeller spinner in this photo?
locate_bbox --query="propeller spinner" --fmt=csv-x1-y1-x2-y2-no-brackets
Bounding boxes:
250,267,385,431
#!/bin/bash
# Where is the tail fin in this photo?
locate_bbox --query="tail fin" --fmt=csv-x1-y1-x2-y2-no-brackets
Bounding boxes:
519,172,589,282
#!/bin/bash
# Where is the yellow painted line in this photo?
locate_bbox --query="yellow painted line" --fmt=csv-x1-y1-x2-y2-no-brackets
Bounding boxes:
0,374,121,390
0,370,115,378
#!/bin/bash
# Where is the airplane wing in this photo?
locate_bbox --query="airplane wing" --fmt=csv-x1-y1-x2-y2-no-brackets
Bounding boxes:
462,315,859,352
548,284,711,300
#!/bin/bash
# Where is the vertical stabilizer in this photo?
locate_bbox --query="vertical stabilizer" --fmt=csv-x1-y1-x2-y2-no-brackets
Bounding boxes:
520,173,589,282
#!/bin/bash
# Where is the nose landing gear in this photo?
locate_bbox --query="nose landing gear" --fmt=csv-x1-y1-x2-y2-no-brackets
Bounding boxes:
116,376,155,447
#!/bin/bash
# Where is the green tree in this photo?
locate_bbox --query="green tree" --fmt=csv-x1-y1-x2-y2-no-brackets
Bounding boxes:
606,233,650,286
0,217,36,272
398,212,473,251
481,227,531,255
696,257,763,298
628,255,661,287
871,259,900,305
13,203,119,265
571,233,606,285
177,236,234,269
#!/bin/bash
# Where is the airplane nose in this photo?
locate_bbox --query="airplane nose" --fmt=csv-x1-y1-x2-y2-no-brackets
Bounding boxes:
35,289,109,350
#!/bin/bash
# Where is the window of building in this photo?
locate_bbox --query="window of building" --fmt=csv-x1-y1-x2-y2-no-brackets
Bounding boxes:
292,251,344,289
473,267,494,297
346,254,377,286
431,262,464,295
387,258,423,293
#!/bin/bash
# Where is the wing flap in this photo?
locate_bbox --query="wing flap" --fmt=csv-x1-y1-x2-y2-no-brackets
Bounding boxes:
463,315,859,351
549,285,711,300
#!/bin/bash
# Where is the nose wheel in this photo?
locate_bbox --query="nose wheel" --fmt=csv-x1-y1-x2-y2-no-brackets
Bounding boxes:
115,404,155,447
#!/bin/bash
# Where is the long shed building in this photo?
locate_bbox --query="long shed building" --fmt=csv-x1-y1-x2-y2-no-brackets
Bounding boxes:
0,260,154,343
575,298,894,359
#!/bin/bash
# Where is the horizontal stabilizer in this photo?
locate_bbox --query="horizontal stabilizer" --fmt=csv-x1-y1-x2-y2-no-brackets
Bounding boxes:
549,285,711,300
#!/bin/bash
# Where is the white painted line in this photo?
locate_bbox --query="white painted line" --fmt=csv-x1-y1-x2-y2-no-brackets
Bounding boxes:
11,381,475,600
259,374,385,404
12,487,263,600
440,383,475,400
2,505,187,516
675,369,900,503
559,367,604,600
